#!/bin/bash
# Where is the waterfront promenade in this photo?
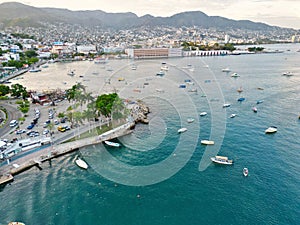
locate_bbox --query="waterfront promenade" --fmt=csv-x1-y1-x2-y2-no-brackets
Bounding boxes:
0,120,135,184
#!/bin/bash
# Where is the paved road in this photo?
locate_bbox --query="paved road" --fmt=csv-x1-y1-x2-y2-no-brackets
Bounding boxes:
0,101,22,138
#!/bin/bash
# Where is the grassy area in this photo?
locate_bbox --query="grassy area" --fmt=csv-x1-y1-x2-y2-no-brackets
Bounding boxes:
64,123,114,143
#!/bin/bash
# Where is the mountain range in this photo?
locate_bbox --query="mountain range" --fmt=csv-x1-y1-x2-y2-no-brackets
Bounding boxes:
0,2,294,31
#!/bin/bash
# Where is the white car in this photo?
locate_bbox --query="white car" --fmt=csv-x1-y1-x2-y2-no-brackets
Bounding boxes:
43,129,49,135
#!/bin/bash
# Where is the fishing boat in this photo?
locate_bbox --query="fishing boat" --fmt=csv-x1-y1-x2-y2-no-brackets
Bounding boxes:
265,126,277,134
211,156,233,165
200,112,207,116
243,168,249,177
75,156,88,169
201,140,215,145
104,140,121,147
178,127,187,133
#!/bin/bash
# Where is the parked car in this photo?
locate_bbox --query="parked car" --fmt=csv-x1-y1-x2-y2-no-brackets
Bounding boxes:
43,129,49,135
27,124,35,130
9,120,18,127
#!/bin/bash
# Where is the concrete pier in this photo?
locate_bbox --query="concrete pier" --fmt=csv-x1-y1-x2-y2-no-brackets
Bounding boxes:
0,121,135,183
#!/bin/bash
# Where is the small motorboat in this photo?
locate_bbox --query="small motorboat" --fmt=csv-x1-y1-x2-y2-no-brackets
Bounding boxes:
187,118,195,123
178,127,187,133
201,140,215,145
256,100,264,104
75,156,88,169
237,87,243,93
222,68,231,72
230,114,237,118
265,126,277,134
237,97,245,102
252,107,258,113
243,168,249,177
200,112,207,116
282,72,293,76
223,103,231,108
104,140,121,147
231,73,240,77
8,222,25,225
211,156,233,165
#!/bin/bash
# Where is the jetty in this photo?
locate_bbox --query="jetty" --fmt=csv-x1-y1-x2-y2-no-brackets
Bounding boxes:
0,174,14,185
0,121,135,183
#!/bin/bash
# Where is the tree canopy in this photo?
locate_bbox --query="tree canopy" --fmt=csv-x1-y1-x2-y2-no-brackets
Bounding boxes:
0,85,10,96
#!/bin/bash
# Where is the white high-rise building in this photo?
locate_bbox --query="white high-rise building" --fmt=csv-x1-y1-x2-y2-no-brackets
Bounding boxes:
225,35,230,43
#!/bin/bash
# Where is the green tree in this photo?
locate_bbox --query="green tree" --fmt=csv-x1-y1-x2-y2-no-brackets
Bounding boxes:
10,83,28,99
0,84,10,96
25,50,38,58
95,93,118,117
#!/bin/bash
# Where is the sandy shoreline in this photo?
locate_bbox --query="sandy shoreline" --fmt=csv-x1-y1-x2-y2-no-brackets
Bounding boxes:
9,60,126,94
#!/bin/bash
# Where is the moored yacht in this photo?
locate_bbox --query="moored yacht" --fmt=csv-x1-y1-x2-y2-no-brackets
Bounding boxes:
211,156,233,165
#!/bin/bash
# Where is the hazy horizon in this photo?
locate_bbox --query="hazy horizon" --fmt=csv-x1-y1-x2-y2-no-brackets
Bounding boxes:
0,0,299,29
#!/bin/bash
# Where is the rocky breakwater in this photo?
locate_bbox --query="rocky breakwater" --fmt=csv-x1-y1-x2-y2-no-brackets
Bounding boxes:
130,101,150,124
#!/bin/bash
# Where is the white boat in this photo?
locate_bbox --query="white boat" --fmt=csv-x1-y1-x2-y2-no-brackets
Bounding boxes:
67,70,75,76
201,140,214,145
222,68,231,72
161,65,169,71
237,87,243,93
29,67,41,72
75,157,88,169
187,118,195,123
104,140,120,147
178,127,187,133
252,107,258,113
265,126,277,134
230,114,237,118
282,72,293,76
8,222,25,225
223,103,231,108
243,168,249,177
211,156,233,165
231,73,240,77
200,112,207,116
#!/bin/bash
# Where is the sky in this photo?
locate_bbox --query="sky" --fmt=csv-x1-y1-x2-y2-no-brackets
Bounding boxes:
0,0,300,29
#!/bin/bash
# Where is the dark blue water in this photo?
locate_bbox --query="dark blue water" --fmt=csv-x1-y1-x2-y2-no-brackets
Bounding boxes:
1,44,299,225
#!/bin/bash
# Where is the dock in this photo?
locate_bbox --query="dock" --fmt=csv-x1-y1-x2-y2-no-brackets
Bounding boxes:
0,121,135,183
0,174,14,185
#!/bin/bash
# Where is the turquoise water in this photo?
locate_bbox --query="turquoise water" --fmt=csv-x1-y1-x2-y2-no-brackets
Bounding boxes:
1,44,300,225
